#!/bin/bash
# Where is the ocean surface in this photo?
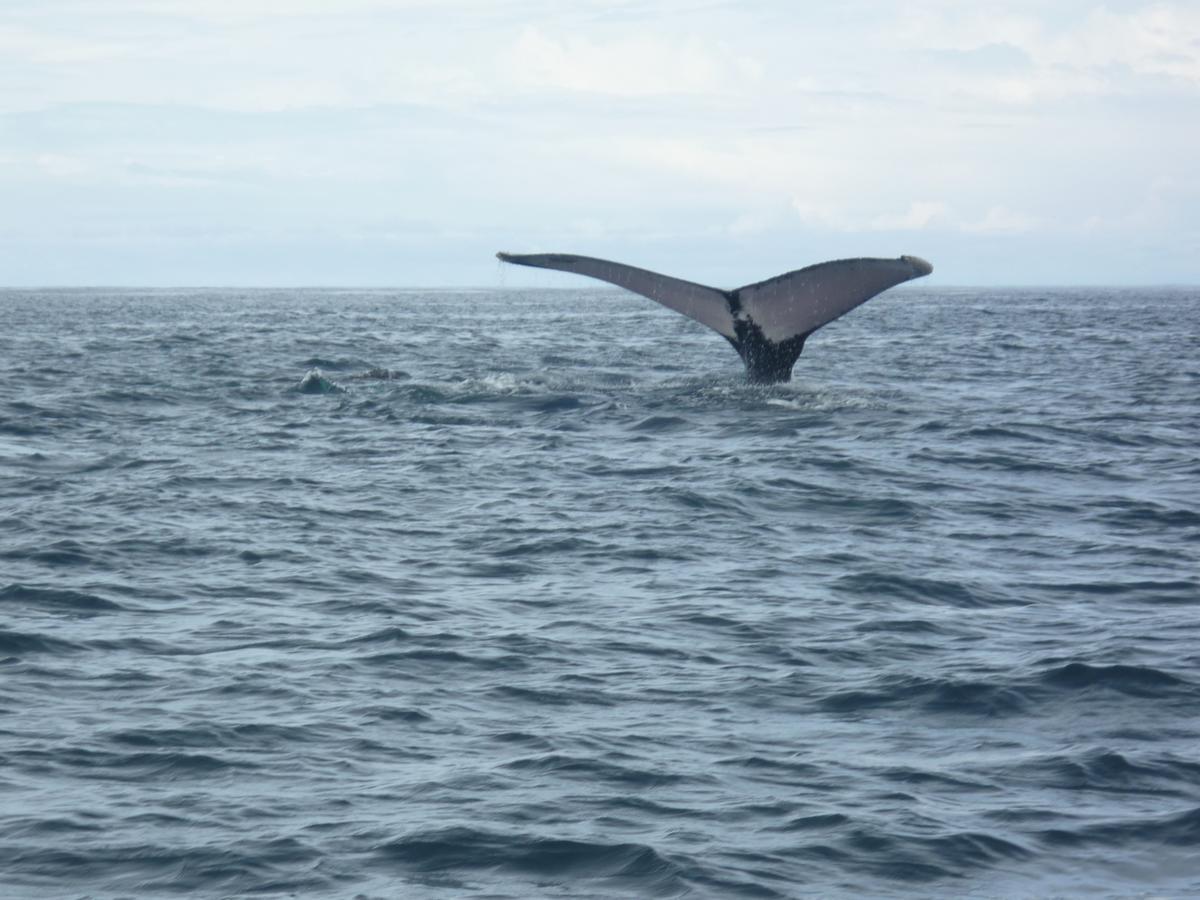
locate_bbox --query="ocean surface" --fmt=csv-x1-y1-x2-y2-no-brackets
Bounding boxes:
1,285,1198,899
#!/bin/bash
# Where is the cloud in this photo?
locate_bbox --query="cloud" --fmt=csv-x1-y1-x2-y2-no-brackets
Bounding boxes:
13,0,437,23
1057,5,1200,84
34,153,91,178
0,23,133,64
503,27,739,97
788,201,1041,236
892,2,1200,103
787,201,841,229
961,206,1040,234
726,209,784,236
869,201,949,231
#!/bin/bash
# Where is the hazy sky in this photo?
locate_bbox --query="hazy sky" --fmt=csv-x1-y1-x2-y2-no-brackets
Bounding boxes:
2,0,1197,285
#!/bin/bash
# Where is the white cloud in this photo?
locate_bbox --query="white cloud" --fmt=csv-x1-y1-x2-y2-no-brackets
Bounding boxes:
790,201,853,232
1056,5,1200,84
503,27,738,97
34,153,91,178
0,24,132,63
891,1,1200,102
786,201,1040,236
726,209,784,236
961,206,1040,234
869,201,949,231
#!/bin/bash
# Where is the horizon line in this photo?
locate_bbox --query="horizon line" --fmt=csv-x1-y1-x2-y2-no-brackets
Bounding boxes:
2,283,1198,291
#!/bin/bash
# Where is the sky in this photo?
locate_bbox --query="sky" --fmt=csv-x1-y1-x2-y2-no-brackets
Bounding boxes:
1,0,1197,286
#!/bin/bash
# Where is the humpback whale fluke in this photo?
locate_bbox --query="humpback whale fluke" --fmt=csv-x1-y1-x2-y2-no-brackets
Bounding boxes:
496,251,933,383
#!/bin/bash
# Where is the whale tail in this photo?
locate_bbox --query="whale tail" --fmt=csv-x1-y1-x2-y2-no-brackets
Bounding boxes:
496,252,932,383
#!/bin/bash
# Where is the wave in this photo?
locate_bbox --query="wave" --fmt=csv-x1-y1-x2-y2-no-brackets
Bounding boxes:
819,675,1030,716
1037,662,1194,698
815,660,1196,718
1035,806,1200,848
4,836,330,895
1025,579,1199,604
0,628,84,656
296,368,344,394
987,748,1200,796
0,583,123,614
103,722,314,750
501,753,694,788
374,826,688,893
363,648,526,671
9,745,247,779
833,572,1024,607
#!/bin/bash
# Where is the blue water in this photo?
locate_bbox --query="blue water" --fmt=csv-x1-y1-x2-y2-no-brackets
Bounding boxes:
1,286,1198,898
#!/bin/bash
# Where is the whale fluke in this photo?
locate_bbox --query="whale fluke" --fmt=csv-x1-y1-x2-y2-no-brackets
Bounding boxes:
496,252,932,383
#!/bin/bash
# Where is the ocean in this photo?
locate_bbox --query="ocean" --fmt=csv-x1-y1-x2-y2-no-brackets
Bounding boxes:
1,285,1197,898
